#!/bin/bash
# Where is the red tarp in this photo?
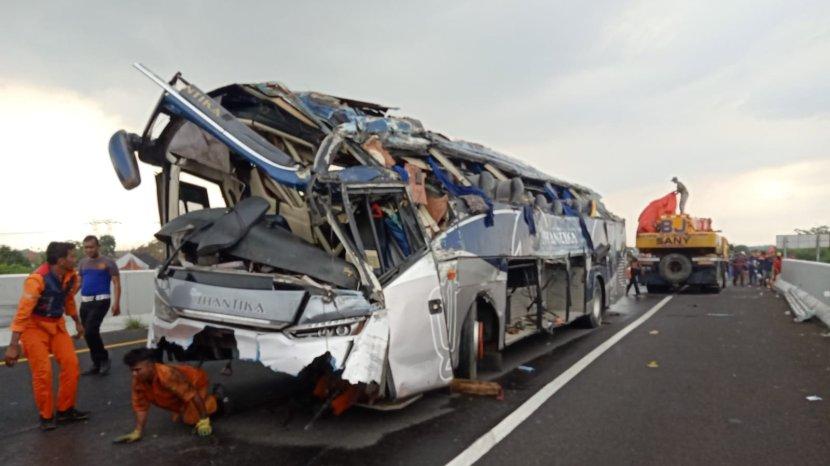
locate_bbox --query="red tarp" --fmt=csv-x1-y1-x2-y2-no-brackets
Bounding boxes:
637,192,677,233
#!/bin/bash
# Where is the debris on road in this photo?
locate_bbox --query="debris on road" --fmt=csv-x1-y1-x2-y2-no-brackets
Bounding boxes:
806,396,823,401
647,361,659,368
706,313,732,317
451,379,504,400
649,330,659,335
517,365,535,373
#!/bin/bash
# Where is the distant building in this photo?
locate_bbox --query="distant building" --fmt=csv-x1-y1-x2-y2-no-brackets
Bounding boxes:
116,252,161,271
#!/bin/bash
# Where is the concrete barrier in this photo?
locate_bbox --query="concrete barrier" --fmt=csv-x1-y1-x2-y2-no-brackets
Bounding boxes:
0,269,155,327
774,259,830,330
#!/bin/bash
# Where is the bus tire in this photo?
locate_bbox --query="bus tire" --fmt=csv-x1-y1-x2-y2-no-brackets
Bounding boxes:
584,279,603,328
457,304,479,380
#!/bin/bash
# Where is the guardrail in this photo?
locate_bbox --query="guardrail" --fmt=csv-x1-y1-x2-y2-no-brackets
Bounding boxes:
774,259,830,330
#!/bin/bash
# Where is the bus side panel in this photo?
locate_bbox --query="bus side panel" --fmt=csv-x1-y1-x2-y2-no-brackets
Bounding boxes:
438,257,507,368
385,253,453,399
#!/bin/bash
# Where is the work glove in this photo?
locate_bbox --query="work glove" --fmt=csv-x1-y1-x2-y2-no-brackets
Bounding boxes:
113,429,142,444
194,418,212,437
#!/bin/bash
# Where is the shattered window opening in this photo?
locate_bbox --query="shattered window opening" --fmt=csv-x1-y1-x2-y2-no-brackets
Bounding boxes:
112,65,628,406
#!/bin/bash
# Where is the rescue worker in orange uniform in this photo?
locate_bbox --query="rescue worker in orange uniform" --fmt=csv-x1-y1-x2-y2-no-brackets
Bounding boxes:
115,348,221,443
3,241,90,430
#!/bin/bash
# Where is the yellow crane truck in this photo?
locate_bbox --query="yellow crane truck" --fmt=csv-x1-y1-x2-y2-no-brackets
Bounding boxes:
636,214,729,292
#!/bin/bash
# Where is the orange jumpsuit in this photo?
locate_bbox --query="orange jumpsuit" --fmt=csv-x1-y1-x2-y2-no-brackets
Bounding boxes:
131,363,217,425
11,264,81,419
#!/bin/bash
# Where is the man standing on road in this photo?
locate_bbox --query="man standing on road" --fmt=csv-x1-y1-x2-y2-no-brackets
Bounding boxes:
772,253,783,284
626,256,641,297
748,253,758,286
760,252,772,288
114,348,222,443
78,235,121,375
671,177,689,214
3,242,90,430
732,253,747,287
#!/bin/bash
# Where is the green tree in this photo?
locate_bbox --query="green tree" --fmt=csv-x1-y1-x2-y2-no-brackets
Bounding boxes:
794,225,830,234
131,240,166,262
99,235,116,257
0,245,34,274
70,240,84,261
0,263,31,274
0,245,30,266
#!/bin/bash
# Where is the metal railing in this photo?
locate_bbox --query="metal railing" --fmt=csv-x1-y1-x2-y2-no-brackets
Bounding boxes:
774,259,830,329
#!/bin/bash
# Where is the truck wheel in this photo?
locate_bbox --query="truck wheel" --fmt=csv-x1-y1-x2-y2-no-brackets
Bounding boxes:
457,304,481,380
659,253,692,284
584,279,604,328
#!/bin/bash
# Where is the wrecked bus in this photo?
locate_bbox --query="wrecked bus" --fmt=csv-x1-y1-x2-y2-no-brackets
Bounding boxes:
108,64,626,405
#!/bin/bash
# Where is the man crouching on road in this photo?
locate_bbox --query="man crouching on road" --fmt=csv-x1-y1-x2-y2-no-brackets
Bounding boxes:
3,241,90,430
115,348,222,443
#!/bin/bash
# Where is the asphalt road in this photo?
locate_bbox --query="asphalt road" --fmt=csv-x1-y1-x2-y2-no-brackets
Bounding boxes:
0,287,827,466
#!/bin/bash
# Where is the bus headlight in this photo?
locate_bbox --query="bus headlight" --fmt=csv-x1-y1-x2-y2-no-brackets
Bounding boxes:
288,318,366,339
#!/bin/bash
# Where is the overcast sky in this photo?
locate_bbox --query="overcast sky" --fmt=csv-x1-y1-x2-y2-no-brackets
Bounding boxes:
1,0,828,250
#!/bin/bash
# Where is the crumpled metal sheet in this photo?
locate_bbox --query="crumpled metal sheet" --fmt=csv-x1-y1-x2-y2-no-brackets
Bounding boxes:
168,121,232,174
342,311,389,385
155,207,359,289
149,317,354,377
299,290,374,325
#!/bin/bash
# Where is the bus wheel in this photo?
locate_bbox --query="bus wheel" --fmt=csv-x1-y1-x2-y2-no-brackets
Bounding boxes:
585,279,603,328
457,304,480,380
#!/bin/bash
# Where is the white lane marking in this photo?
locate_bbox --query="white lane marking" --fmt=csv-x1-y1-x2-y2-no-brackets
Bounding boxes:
447,295,674,466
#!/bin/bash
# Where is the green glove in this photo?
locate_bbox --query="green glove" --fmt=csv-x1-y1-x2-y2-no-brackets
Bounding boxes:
113,429,142,444
194,418,212,437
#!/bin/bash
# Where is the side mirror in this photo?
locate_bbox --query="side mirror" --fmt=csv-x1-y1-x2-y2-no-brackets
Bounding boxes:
108,130,142,189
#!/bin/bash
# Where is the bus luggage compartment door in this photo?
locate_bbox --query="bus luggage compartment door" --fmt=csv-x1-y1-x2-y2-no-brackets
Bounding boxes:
384,253,452,398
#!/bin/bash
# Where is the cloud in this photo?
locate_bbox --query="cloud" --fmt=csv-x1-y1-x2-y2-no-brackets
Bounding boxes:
0,1,828,247
603,158,830,246
0,84,159,250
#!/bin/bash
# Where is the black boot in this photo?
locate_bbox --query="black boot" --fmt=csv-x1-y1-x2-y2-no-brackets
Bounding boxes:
81,365,100,376
39,416,56,431
56,408,90,423
99,359,111,376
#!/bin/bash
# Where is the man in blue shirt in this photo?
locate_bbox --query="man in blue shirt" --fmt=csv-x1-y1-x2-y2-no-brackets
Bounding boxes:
78,235,121,375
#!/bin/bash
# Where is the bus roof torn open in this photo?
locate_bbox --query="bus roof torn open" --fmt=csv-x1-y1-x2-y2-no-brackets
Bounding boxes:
109,64,627,410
